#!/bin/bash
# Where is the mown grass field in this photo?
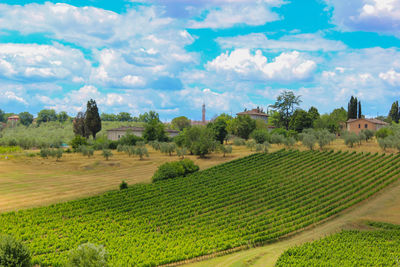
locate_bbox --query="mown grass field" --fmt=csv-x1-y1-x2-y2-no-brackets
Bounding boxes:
0,149,399,266
0,146,254,212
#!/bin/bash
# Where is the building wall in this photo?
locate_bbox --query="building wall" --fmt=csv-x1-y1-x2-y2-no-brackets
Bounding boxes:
346,119,379,134
249,114,268,124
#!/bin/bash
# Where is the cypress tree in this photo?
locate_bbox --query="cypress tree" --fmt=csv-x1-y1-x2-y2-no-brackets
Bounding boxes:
85,99,102,139
358,101,362,119
389,101,399,123
348,96,358,119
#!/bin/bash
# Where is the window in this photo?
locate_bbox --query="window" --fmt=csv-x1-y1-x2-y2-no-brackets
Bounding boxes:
365,124,368,129
358,124,361,128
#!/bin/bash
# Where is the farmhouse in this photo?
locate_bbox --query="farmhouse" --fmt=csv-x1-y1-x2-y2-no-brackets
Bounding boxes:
107,126,179,141
237,108,269,123
346,118,388,134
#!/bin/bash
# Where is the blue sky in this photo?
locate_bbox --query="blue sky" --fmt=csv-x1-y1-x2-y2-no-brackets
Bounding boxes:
1,0,400,121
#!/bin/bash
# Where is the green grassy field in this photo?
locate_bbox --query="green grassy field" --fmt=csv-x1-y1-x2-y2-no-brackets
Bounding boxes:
276,222,400,266
0,150,399,266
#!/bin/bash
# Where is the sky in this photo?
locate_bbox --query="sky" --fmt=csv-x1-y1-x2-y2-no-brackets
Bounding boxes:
1,0,400,121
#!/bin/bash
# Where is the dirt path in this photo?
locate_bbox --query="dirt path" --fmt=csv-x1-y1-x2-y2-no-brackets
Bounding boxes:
185,179,400,267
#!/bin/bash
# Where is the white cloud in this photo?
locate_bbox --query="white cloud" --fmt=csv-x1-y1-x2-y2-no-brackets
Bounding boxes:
0,43,90,83
379,69,400,86
206,49,316,82
325,0,400,35
216,32,347,52
3,91,27,105
188,3,281,29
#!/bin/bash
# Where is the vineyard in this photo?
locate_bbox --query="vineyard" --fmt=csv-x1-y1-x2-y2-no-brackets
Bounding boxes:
0,150,399,266
276,222,400,266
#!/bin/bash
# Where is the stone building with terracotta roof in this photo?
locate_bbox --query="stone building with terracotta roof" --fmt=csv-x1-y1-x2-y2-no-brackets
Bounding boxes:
107,126,179,141
346,118,388,134
236,108,269,124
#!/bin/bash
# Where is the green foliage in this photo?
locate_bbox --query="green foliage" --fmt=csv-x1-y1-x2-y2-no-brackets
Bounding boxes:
80,146,94,158
37,109,57,124
0,146,22,154
270,128,288,137
160,142,176,156
119,181,128,190
176,147,187,159
314,108,348,134
134,146,149,160
70,135,88,151
284,137,296,148
232,137,245,146
118,133,143,146
152,161,185,182
117,112,132,122
219,144,232,157
344,132,359,148
360,129,374,142
302,133,317,150
229,115,256,140
85,99,102,139
208,117,228,144
315,129,335,149
289,109,313,132
143,122,167,142
271,90,302,130
0,109,5,123
1,151,399,266
18,112,34,126
138,111,160,123
347,96,360,119
171,116,191,131
246,139,256,151
0,235,31,267
178,126,216,157
152,159,199,182
270,134,285,145
375,127,393,139
276,222,400,266
378,137,393,151
73,112,89,138
102,149,113,161
255,142,270,153
66,243,108,267
250,129,270,144
388,101,400,123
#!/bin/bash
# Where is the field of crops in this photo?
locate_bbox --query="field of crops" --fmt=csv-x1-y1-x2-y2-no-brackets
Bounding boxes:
1,149,399,266
276,222,400,266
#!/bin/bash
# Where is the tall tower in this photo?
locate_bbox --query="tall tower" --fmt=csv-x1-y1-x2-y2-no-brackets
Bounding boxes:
202,103,206,124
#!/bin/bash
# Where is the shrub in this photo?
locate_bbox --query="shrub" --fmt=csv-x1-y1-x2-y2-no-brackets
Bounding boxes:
255,142,270,153
176,147,187,159
302,133,317,150
40,148,50,158
66,243,108,267
344,133,359,148
180,159,200,175
118,134,143,146
160,142,176,156
80,146,94,158
246,140,256,151
284,137,296,148
375,127,392,139
270,134,285,145
119,181,128,190
135,146,149,160
152,161,185,182
70,135,88,151
378,137,393,151
0,235,31,267
360,129,374,142
102,149,113,161
152,159,199,182
270,128,288,137
219,144,233,157
232,137,245,146
250,129,270,144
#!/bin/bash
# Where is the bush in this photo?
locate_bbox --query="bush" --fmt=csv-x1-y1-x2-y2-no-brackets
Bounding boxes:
70,135,88,151
246,140,256,151
270,128,288,137
375,127,392,139
302,133,317,150
344,132,359,148
0,235,31,267
232,137,245,146
66,243,108,267
152,159,199,182
250,129,270,144
119,181,128,190
176,147,187,159
118,134,143,146
284,137,296,148
270,134,285,145
255,142,270,153
219,144,233,157
102,149,113,161
40,148,50,158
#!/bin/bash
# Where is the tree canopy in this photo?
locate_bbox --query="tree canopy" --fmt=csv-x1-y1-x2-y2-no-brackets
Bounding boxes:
271,91,302,130
18,112,34,126
171,116,191,131
85,99,102,139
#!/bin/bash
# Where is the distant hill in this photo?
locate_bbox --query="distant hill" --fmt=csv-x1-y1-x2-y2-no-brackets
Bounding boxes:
1,150,399,266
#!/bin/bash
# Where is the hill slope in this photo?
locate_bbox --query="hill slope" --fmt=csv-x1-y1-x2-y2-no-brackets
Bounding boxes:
1,150,399,266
